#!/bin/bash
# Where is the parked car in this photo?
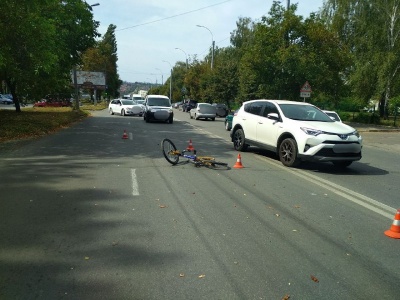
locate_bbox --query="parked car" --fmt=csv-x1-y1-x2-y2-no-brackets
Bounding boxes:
182,99,198,112
33,99,72,107
108,99,143,116
189,103,217,121
224,109,238,131
212,103,229,117
0,95,13,105
143,95,174,123
323,110,342,122
173,101,183,109
230,100,362,168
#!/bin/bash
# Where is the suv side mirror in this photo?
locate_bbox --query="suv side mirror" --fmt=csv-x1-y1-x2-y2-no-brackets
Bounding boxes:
267,113,279,121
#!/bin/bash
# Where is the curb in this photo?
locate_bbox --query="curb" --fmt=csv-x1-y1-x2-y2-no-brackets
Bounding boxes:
345,123,400,133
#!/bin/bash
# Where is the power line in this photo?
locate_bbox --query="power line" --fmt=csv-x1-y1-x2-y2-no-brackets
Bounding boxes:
116,0,232,31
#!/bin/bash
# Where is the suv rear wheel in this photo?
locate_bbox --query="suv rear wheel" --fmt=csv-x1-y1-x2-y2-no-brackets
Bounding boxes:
233,129,248,151
279,138,300,167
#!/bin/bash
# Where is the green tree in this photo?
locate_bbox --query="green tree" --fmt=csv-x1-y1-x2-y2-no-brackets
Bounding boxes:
0,0,99,111
237,1,350,105
322,0,400,117
206,47,239,108
97,25,121,99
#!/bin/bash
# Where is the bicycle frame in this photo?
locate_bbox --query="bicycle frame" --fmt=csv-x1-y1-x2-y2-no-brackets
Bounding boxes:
161,138,228,169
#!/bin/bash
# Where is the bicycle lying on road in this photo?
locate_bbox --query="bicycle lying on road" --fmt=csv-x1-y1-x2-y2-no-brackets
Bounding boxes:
161,138,229,169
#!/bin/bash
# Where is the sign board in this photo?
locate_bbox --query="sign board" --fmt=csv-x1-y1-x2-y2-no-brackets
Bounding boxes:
300,81,312,92
300,81,312,98
71,71,106,89
300,92,311,98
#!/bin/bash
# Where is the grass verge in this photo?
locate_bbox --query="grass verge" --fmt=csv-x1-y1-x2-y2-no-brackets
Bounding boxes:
0,103,106,143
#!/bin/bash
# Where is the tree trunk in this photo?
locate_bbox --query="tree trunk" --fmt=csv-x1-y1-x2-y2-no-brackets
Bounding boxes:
5,78,21,113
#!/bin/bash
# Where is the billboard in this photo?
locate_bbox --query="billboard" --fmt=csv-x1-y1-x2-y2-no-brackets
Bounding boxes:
71,71,106,89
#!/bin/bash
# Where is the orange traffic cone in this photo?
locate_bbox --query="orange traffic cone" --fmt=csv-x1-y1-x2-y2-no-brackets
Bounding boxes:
122,130,128,139
233,153,244,168
186,139,195,151
384,209,400,239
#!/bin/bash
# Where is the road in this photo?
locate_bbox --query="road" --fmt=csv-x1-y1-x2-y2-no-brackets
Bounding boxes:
0,108,399,299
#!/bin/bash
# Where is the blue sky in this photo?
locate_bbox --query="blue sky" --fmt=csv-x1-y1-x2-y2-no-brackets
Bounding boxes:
92,0,324,84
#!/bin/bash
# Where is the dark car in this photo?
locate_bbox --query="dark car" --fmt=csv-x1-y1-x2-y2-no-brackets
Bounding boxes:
212,103,229,117
182,100,198,112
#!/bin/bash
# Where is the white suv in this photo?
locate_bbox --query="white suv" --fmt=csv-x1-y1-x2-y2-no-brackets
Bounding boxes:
143,95,174,124
230,100,362,168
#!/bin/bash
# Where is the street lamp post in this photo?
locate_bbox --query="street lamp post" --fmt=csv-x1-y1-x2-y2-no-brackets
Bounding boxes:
175,47,188,69
162,60,172,100
196,25,214,69
155,68,163,85
88,3,100,10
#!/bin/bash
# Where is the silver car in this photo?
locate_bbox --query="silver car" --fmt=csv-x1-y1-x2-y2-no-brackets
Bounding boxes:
189,103,217,121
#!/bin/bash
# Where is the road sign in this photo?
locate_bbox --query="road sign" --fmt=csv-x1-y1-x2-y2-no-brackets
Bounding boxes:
300,81,312,93
300,92,311,98
300,81,312,99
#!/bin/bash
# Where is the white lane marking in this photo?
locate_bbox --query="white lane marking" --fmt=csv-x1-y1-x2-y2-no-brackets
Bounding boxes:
256,156,397,219
131,168,139,196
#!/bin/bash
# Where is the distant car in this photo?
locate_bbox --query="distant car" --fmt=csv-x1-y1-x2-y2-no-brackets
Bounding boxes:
189,103,217,121
173,101,182,109
131,94,143,101
143,95,174,123
108,99,143,116
323,110,342,122
132,99,145,113
182,99,198,112
212,103,229,117
0,95,13,105
224,109,238,131
33,99,72,107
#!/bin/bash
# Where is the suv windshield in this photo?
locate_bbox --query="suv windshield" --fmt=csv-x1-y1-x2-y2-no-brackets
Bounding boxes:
279,104,333,122
147,97,171,107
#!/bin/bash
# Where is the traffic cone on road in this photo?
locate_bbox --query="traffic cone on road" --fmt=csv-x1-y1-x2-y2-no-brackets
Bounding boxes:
233,153,244,169
122,130,128,139
384,209,400,239
186,139,195,151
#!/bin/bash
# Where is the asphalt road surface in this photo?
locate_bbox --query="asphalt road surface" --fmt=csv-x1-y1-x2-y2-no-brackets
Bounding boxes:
0,109,399,299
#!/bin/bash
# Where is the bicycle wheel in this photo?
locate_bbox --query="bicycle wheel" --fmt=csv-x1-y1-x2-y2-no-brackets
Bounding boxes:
161,138,180,165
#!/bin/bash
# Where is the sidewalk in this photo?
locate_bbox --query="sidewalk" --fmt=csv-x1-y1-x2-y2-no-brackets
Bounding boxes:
345,122,400,132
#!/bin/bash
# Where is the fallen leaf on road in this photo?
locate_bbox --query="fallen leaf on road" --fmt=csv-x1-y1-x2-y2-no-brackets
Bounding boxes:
159,205,167,208
282,294,290,300
311,275,319,283
84,257,90,260
198,274,205,278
